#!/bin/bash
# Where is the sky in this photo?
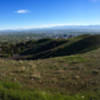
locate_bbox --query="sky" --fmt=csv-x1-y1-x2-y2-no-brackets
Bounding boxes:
0,0,100,30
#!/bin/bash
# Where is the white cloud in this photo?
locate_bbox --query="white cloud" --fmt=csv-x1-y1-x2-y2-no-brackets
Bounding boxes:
16,9,30,14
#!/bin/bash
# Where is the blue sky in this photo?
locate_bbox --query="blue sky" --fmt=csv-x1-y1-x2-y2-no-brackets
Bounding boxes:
0,0,100,30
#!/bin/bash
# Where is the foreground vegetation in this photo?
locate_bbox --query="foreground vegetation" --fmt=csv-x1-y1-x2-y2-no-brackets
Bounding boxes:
0,81,99,100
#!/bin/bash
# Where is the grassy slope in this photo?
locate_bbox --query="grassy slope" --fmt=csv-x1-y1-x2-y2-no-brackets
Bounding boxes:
0,48,100,99
0,34,100,99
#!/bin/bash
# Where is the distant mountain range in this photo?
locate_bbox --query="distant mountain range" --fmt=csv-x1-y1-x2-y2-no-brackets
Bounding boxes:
0,25,100,36
0,25,100,32
51,25,100,30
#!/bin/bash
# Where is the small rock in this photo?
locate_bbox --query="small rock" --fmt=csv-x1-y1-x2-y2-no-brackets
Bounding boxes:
73,75,80,80
30,73,41,80
81,96,85,99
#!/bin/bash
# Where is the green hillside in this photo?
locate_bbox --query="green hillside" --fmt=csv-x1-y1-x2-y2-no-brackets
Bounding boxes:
0,34,100,60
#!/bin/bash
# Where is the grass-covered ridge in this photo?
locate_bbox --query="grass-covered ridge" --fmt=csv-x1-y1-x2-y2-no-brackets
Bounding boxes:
0,34,100,60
